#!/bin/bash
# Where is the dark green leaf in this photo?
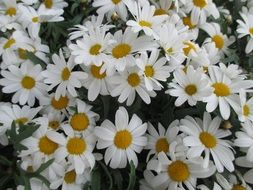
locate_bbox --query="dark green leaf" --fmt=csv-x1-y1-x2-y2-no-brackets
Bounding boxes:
0,155,12,166
35,159,54,174
127,161,136,190
27,52,47,69
91,168,101,190
98,161,113,190
0,175,11,187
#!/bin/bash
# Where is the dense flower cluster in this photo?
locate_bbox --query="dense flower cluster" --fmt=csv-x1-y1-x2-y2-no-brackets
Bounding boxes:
1,0,253,189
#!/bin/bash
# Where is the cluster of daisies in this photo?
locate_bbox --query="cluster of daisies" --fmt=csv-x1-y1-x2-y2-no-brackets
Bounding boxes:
1,0,253,189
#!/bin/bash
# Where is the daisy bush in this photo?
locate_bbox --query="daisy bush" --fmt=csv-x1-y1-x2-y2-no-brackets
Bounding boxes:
1,0,253,189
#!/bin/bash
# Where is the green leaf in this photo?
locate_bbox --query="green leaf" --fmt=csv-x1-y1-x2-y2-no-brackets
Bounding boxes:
0,175,11,187
91,168,101,190
98,161,113,190
35,159,54,174
22,175,31,190
27,52,47,69
112,170,123,190
15,124,39,143
0,155,12,166
127,161,136,190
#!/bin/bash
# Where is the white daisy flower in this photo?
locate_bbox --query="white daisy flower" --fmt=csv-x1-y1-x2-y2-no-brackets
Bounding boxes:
201,22,235,56
136,49,171,91
39,0,68,11
205,66,253,120
219,63,246,81
236,156,253,185
69,26,112,67
167,66,213,106
68,14,114,41
234,121,253,162
42,50,88,100
109,67,156,106
139,170,156,190
34,112,65,131
80,64,113,101
157,24,187,68
64,99,99,133
184,0,219,24
126,1,167,39
40,93,75,115
0,0,21,32
0,30,34,66
94,106,147,168
151,0,174,16
180,112,235,172
147,150,215,190
0,62,48,106
92,0,129,21
234,90,253,122
47,128,96,174
106,27,157,72
50,165,90,190
18,4,65,39
145,121,180,161
216,173,251,190
237,10,253,54
20,0,39,5
0,104,41,145
20,124,60,166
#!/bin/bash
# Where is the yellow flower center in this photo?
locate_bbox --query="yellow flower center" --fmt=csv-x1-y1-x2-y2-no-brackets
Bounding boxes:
89,44,102,55
139,20,152,28
51,96,69,110
249,28,253,35
182,16,196,29
112,43,131,59
193,0,207,8
183,41,197,56
39,136,58,155
5,7,17,16
212,82,230,97
44,0,53,9
111,0,121,4
32,17,39,23
70,113,89,131
155,138,169,153
21,76,36,89
18,48,28,60
154,8,167,16
4,38,16,49
90,65,106,79
144,65,154,77
127,73,141,87
49,120,60,130
185,84,197,95
15,117,28,125
199,132,217,148
64,170,76,184
243,104,250,116
166,47,173,55
232,185,246,190
114,130,132,149
61,67,71,81
67,137,86,155
27,166,34,172
168,160,190,182
212,35,224,49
